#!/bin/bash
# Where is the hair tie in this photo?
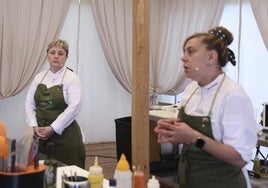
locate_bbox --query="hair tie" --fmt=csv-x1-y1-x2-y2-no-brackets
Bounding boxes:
227,48,236,66
209,28,236,66
208,28,230,46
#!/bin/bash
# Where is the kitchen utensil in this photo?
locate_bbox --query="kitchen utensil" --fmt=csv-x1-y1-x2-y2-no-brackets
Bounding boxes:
62,175,90,188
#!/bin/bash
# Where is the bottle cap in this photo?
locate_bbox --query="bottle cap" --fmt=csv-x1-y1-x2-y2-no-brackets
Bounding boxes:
147,175,160,187
134,165,144,176
89,156,103,174
116,153,130,171
109,178,116,186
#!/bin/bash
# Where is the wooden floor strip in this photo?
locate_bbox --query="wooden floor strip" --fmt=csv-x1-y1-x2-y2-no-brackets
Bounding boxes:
85,142,117,179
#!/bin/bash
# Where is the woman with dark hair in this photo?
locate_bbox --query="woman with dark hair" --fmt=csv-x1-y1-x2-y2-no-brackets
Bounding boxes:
154,26,257,188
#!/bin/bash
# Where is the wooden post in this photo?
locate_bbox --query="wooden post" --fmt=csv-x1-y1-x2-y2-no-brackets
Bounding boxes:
132,0,150,181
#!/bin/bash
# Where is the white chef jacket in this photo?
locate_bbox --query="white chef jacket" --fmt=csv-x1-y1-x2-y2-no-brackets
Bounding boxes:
25,66,83,135
178,73,258,188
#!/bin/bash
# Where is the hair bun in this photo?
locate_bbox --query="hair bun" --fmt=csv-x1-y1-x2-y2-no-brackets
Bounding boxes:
209,26,236,66
208,26,233,46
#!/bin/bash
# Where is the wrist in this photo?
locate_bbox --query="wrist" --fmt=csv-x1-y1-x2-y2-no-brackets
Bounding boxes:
49,126,55,133
194,136,206,149
190,130,201,144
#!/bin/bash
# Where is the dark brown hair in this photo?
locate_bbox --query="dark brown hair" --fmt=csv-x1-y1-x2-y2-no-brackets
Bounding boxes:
183,26,234,67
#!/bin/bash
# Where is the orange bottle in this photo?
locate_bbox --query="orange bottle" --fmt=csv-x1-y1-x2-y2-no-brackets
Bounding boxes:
133,165,145,188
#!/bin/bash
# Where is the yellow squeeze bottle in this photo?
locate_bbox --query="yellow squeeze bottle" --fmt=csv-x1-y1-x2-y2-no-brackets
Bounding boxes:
88,156,104,188
114,153,132,188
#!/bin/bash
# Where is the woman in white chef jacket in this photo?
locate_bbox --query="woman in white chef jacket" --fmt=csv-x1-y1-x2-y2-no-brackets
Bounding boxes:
25,39,85,168
154,26,257,188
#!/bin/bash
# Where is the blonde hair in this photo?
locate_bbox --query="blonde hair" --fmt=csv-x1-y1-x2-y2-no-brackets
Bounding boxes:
47,39,69,56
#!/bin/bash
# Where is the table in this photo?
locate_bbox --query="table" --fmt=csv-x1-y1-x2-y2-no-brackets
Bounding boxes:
256,130,268,159
249,130,268,187
56,165,109,188
39,153,109,188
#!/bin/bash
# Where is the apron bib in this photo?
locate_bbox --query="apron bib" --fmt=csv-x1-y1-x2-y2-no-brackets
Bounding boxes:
34,70,85,168
178,73,246,188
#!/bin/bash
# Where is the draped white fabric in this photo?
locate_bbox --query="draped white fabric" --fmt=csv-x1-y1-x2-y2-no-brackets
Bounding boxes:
89,0,133,93
89,0,225,102
150,0,225,98
250,0,268,50
0,0,71,98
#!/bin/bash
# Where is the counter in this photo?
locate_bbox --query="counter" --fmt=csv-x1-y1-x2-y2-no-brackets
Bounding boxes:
257,130,268,148
39,153,109,188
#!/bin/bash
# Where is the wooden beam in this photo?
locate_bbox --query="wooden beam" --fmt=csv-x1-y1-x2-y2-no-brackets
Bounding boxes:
132,0,150,181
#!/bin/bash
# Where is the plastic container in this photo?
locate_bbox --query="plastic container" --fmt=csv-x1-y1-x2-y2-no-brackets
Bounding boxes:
114,153,132,188
147,175,160,188
62,176,89,188
88,156,104,188
44,142,57,188
253,154,260,173
133,165,145,188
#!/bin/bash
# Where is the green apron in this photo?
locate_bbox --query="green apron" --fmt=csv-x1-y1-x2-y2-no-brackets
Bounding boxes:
178,74,246,188
34,70,85,168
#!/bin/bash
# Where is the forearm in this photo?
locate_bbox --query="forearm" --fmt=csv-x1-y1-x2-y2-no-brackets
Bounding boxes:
198,135,246,168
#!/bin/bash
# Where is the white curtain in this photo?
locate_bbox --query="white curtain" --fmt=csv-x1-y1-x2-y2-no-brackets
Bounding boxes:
250,0,268,50
89,0,133,93
89,0,225,102
0,0,71,98
150,0,225,98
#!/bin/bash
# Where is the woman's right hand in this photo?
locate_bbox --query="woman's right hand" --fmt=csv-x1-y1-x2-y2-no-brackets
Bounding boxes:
154,118,200,145
33,126,43,138
33,126,54,140
154,118,181,143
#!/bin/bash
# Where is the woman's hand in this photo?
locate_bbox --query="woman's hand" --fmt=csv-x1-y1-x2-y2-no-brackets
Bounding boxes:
154,118,199,144
33,126,43,138
33,126,54,140
154,118,247,168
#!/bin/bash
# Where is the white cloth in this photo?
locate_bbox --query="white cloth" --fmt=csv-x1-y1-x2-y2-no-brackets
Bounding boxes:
178,73,258,188
25,67,83,135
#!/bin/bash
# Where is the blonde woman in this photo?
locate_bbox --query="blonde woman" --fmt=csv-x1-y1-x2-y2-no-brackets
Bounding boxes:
25,39,85,168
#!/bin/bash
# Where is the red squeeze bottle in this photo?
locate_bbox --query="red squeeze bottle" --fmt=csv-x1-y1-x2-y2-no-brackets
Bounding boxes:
133,165,145,188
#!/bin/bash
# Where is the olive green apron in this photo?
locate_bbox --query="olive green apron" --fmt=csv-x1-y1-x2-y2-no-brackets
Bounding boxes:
178,74,246,188
34,69,85,168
